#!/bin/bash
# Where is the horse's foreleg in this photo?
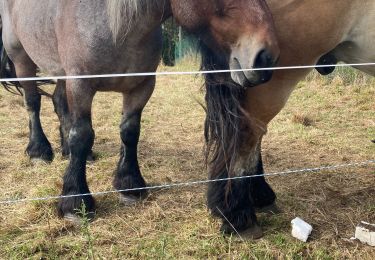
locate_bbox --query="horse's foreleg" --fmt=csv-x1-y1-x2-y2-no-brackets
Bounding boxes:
14,59,53,162
207,136,276,237
249,146,277,211
114,112,147,203
113,77,155,204
57,80,95,220
52,80,95,161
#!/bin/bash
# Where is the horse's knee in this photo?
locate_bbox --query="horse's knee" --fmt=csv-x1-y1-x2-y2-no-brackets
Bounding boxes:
68,120,94,157
120,113,141,147
24,92,41,111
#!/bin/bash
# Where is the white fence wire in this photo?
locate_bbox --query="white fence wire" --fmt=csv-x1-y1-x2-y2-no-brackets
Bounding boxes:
0,160,373,205
0,62,375,83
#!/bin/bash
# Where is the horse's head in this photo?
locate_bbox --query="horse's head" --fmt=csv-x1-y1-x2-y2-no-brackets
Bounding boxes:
170,0,279,87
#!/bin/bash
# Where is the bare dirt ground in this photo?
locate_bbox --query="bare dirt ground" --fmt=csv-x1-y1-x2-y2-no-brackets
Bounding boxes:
0,60,374,259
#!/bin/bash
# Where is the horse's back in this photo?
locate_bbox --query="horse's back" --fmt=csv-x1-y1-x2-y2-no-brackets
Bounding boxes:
0,0,163,87
1,0,65,74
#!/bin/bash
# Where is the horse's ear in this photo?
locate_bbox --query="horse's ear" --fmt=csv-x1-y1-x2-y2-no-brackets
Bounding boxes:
170,0,206,32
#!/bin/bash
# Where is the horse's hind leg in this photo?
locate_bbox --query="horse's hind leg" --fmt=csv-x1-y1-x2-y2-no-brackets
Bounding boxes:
113,77,155,203
52,80,95,160
13,57,53,162
52,80,71,157
57,79,95,220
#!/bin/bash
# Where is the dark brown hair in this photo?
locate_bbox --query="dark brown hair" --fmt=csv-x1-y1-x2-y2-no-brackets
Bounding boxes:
200,41,246,182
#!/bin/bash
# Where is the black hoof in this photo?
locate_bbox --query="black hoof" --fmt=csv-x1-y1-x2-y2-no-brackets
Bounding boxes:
217,207,259,235
57,195,95,221
64,213,95,225
221,221,263,239
61,145,70,158
86,150,96,162
240,224,263,240
26,140,54,162
119,194,143,205
113,173,148,201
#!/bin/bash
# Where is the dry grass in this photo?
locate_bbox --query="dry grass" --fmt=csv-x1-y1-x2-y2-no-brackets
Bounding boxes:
0,59,374,259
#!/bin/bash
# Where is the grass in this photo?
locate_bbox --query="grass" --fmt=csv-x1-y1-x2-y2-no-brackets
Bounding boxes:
0,58,374,259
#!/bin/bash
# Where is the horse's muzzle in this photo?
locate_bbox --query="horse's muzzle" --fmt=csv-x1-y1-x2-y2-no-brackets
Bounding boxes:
253,49,277,81
230,49,278,88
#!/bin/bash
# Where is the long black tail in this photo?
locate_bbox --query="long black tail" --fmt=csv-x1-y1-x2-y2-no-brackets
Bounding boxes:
0,23,54,97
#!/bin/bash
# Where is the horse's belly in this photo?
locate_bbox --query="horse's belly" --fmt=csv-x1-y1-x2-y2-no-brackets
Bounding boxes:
337,2,375,75
28,51,65,76
335,15,375,75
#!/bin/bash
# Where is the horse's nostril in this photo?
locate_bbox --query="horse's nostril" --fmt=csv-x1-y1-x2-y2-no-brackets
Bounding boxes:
254,49,275,69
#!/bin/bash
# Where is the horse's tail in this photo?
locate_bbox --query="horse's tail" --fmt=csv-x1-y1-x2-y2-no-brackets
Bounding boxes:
0,19,53,97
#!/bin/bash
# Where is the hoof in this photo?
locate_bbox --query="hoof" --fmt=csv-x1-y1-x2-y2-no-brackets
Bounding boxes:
61,145,70,159
86,151,96,163
30,158,50,165
119,194,142,205
221,222,263,240
64,213,84,225
113,174,148,203
64,212,94,225
256,203,281,215
57,195,96,221
26,145,54,162
240,224,264,240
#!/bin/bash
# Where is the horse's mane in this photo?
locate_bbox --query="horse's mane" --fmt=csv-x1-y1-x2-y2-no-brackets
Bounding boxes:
107,0,163,43
107,0,140,41
200,42,247,186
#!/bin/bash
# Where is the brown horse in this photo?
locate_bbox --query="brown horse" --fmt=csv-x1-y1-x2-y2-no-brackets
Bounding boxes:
205,0,375,237
0,0,279,229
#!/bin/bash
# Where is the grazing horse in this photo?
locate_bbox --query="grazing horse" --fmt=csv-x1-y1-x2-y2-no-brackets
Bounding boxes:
0,0,279,228
205,0,375,237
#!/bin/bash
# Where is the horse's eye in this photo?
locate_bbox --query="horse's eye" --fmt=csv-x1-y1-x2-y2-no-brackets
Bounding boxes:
215,7,225,17
221,4,238,17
